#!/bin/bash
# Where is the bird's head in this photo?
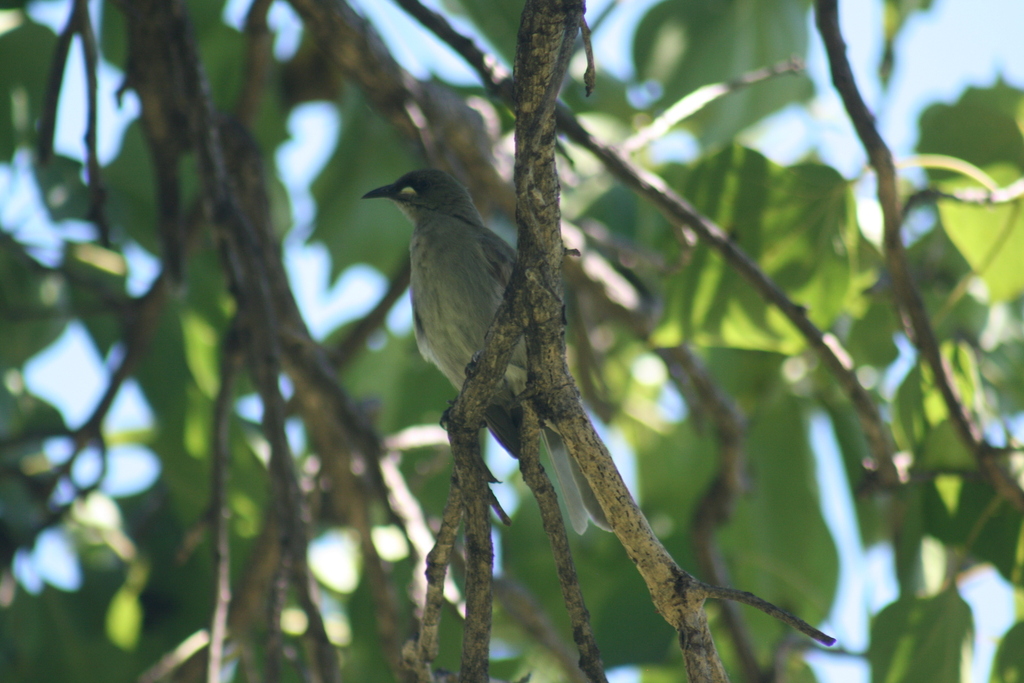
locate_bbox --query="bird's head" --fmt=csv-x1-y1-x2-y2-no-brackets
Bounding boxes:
362,169,479,225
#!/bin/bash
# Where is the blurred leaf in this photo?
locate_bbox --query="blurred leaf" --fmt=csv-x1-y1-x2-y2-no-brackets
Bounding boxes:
633,0,812,147
923,478,1023,584
983,334,1024,415
197,22,245,113
64,241,128,355
180,309,220,399
0,19,56,159
33,155,90,223
637,420,717,553
100,1,127,68
654,146,857,353
918,420,973,470
105,583,143,651
103,122,158,253
0,248,68,367
991,621,1024,683
185,0,229,37
0,385,65,443
894,364,927,453
822,402,886,547
846,298,900,367
917,82,1024,174
870,589,973,683
718,396,838,655
936,188,1024,303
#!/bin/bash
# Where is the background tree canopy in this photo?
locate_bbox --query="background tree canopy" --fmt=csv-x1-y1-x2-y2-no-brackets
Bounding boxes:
0,0,1023,682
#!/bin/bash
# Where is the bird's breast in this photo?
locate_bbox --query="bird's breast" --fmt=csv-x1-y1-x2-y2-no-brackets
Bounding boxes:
410,229,504,387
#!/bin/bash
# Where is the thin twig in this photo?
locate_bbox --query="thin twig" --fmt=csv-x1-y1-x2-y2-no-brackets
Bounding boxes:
703,584,836,647
415,475,463,670
903,176,1024,216
579,14,595,96
37,2,76,165
623,57,804,153
208,325,241,683
451,435,495,682
74,0,110,245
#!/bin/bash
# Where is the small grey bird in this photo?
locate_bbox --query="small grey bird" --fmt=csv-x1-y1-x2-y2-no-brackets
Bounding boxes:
363,169,609,533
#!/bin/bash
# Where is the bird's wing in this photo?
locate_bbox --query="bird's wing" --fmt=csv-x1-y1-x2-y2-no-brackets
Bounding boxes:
478,230,515,290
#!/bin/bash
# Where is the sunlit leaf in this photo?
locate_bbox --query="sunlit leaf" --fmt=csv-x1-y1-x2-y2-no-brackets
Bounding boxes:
937,189,1024,303
105,585,143,651
654,146,858,353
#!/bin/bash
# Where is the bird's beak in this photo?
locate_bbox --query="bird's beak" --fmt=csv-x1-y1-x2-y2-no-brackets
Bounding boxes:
362,183,396,200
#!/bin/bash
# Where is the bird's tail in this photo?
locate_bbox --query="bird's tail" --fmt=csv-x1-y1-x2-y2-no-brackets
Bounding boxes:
542,429,611,534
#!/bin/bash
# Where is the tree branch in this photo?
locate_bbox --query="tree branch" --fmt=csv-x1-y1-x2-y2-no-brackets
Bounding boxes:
814,0,1024,512
517,403,606,683
207,324,241,683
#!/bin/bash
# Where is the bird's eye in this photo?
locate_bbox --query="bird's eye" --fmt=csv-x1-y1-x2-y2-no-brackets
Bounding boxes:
398,185,418,196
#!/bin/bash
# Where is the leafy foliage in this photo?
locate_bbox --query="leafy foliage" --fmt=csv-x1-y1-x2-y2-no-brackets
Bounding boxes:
0,1,1022,682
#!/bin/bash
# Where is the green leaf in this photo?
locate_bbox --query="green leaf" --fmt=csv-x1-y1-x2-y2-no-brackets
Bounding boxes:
870,589,973,683
991,621,1024,683
923,479,1024,584
653,146,858,353
0,19,57,159
846,299,900,367
937,188,1024,303
103,122,158,253
718,396,838,654
0,247,68,367
33,155,91,223
180,309,220,399
917,83,1024,173
105,586,143,651
633,0,813,147
100,1,128,69
0,384,65,443
821,402,886,547
918,420,974,470
196,22,245,113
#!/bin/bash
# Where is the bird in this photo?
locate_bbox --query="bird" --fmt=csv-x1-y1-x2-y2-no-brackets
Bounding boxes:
363,169,609,533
